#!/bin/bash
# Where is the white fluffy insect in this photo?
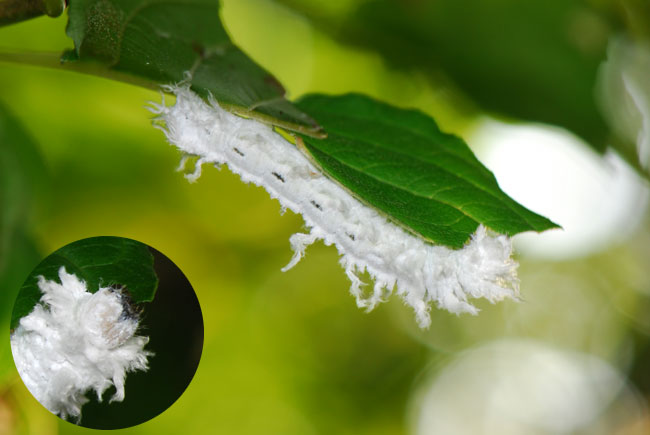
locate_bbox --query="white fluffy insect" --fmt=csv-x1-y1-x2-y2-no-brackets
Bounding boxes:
149,83,520,328
10,267,151,421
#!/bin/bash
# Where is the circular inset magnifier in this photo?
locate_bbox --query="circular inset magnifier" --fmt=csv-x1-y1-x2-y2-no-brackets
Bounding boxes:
9,237,203,429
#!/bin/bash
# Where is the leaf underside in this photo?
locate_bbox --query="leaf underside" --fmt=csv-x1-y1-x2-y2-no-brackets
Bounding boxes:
296,93,559,249
10,237,158,330
65,0,322,136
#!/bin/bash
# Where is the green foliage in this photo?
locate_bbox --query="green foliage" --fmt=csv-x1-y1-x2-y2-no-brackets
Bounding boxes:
11,237,159,330
346,0,609,145
297,94,559,248
1,3,647,434
65,0,322,136
1,1,560,278
277,0,647,173
0,101,45,384
0,102,46,289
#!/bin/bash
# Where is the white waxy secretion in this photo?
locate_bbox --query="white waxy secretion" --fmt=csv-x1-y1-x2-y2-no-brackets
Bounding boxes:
150,84,520,328
10,267,151,421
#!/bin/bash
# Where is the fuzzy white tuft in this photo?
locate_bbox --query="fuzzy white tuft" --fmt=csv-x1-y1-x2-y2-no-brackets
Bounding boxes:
10,267,151,421
149,85,520,328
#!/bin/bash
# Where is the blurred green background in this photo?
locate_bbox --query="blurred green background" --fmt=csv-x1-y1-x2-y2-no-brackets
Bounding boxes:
1,0,650,434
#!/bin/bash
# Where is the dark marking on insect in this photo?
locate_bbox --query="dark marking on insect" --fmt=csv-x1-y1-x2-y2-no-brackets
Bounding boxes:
272,172,285,182
109,285,143,321
233,147,245,157
310,200,323,211
347,234,356,241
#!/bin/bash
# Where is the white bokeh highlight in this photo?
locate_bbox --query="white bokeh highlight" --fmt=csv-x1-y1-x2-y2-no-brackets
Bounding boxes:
472,120,649,260
411,340,646,435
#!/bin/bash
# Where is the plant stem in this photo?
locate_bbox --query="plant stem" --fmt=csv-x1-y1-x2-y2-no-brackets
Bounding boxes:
0,0,65,27
0,49,160,90
0,49,327,138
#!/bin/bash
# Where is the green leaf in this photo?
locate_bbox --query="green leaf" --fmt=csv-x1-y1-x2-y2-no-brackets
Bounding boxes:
295,93,559,249
65,0,323,137
11,237,159,330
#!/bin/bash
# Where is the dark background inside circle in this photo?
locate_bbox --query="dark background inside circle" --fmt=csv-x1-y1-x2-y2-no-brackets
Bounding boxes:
74,247,204,430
